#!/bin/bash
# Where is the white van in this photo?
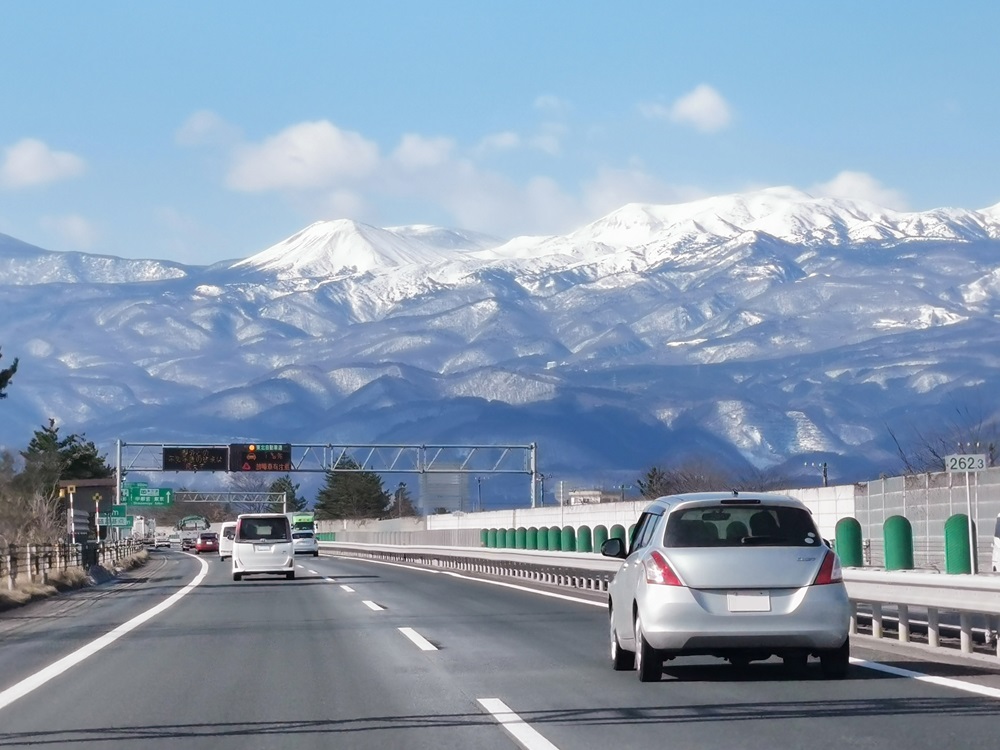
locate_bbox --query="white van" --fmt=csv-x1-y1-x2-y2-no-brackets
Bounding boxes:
218,521,237,561
992,514,1000,573
232,513,295,581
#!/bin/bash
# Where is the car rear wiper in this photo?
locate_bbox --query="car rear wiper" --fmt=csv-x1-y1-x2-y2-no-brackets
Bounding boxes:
739,536,788,545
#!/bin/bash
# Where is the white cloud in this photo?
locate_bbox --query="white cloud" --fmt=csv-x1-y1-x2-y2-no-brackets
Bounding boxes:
642,84,732,133
583,166,707,217
476,132,521,154
227,121,379,191
322,189,369,220
1,138,86,188
175,110,241,147
813,171,908,210
41,214,98,250
392,134,455,170
534,94,571,114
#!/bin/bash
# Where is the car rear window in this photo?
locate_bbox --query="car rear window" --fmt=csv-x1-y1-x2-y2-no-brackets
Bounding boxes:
663,505,820,548
200,533,217,540
293,531,314,539
237,517,291,542
223,526,236,539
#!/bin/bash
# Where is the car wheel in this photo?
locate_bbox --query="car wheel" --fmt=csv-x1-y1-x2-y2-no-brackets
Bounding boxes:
286,571,295,580
610,611,635,671
634,614,661,682
313,551,319,557
819,637,850,679
233,573,242,581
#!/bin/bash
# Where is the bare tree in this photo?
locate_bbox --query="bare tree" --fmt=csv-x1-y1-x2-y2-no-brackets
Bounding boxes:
888,398,1000,474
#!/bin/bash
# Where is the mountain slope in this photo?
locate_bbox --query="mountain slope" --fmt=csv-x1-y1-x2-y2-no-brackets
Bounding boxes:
2,188,1000,490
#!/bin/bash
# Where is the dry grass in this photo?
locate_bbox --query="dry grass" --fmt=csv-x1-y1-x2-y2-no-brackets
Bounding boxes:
0,548,150,612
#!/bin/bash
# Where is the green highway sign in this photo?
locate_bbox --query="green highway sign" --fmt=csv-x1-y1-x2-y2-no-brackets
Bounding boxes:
124,486,174,506
98,515,132,527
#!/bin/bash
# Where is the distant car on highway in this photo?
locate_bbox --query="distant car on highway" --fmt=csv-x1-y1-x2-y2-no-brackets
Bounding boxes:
154,537,171,549
602,491,851,682
195,532,219,554
292,530,319,557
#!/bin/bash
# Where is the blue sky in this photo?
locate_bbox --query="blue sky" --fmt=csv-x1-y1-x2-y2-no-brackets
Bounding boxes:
2,1,998,265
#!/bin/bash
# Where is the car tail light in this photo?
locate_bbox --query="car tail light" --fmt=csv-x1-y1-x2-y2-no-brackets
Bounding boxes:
644,550,683,586
813,550,843,585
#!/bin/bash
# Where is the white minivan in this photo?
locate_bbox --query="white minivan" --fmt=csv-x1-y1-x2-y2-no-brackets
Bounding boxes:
232,513,295,581
218,521,237,562
992,514,1000,573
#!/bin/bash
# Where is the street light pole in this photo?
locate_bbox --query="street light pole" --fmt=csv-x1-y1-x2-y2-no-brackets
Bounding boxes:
477,477,482,512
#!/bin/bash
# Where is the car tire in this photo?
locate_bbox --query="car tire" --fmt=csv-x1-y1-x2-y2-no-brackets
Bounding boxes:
634,614,661,682
233,573,242,581
610,611,635,671
286,571,295,580
819,637,850,679
313,551,319,557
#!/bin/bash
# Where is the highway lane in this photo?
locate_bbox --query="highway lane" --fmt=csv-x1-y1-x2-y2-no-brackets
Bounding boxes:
0,549,999,749
0,551,200,693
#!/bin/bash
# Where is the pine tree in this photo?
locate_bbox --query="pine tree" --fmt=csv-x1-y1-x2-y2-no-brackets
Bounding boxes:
315,457,389,520
269,474,308,513
18,419,112,498
0,347,17,399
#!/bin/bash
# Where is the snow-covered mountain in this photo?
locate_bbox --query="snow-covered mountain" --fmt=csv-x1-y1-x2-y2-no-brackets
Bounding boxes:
3,187,1000,491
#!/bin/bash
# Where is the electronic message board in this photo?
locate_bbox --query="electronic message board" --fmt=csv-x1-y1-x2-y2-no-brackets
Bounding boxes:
162,446,229,472
228,443,292,472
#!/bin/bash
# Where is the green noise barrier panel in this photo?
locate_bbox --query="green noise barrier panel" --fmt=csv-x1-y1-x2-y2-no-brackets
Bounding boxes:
526,527,538,550
883,515,914,571
576,525,593,553
515,527,527,549
486,528,498,548
537,526,549,550
593,524,609,552
944,513,977,575
505,528,517,549
561,526,576,552
834,517,863,567
547,526,561,551
610,524,626,542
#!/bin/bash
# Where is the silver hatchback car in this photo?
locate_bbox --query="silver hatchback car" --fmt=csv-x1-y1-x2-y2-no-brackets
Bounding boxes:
602,491,850,681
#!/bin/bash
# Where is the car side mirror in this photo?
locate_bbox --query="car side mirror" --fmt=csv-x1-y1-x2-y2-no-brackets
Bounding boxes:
601,537,627,559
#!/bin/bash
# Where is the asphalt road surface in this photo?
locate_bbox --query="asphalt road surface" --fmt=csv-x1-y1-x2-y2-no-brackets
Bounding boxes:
2,549,1000,749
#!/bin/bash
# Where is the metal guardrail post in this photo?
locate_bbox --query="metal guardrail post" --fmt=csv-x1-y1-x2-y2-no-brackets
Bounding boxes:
927,609,940,647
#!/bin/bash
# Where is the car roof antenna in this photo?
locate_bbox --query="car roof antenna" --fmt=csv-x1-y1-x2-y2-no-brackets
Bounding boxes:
731,489,739,496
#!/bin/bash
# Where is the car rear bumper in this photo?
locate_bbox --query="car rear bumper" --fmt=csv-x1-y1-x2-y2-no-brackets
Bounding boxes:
636,582,850,652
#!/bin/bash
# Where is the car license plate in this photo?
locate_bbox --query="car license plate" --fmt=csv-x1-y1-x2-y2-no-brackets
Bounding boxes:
254,544,271,551
727,591,771,612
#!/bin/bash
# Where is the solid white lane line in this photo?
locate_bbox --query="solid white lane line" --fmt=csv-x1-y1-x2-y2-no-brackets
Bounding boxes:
0,556,210,713
362,600,384,611
850,658,1000,699
308,570,319,574
478,698,561,750
398,627,438,651
340,584,355,592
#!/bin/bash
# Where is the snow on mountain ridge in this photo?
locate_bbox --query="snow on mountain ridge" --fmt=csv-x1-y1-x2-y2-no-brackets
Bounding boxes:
232,220,462,279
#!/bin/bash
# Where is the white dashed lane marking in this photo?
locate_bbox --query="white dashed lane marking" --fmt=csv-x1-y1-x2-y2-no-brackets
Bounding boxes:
398,627,437,651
